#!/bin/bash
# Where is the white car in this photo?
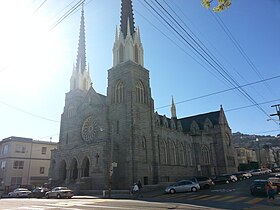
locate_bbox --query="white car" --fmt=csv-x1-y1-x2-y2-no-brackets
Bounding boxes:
8,188,31,197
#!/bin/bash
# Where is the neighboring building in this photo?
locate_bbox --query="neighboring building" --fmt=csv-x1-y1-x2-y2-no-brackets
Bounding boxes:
49,0,237,190
0,136,57,190
235,147,257,165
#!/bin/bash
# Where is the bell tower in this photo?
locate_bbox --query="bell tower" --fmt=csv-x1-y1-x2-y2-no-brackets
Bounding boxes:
107,0,156,189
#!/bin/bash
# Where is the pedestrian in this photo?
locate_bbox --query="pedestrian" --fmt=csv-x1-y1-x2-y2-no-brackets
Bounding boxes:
132,183,139,198
266,181,275,204
137,180,143,198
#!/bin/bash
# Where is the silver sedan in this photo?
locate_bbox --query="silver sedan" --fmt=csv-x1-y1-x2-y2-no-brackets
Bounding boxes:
45,187,74,199
165,180,200,194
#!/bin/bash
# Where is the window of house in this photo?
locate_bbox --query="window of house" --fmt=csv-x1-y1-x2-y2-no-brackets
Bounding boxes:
11,177,22,186
40,167,45,174
41,147,47,154
15,145,26,153
13,161,24,169
2,145,8,155
1,160,6,169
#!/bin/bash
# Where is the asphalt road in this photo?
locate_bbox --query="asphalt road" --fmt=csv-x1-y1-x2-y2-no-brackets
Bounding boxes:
1,174,280,210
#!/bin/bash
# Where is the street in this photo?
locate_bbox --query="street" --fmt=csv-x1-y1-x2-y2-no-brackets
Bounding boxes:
1,174,280,210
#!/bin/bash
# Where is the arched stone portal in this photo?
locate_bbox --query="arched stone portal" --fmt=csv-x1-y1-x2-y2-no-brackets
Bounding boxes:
70,158,78,181
81,156,90,177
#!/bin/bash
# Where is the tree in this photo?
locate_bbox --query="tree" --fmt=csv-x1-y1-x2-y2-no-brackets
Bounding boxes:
201,0,232,12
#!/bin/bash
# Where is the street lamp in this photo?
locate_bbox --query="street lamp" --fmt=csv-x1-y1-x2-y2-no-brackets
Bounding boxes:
256,138,262,168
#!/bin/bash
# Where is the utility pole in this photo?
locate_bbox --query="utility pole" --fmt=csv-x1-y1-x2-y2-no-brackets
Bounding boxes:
270,104,280,121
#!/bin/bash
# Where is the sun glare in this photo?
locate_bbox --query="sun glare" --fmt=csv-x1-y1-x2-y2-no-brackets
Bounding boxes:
0,1,63,96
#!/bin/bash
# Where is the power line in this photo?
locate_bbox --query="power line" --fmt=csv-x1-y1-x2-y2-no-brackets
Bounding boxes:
142,0,277,125
33,0,48,14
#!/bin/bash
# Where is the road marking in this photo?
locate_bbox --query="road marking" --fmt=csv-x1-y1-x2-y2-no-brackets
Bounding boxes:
200,195,222,200
245,197,264,204
227,196,248,202
187,195,211,200
212,195,235,201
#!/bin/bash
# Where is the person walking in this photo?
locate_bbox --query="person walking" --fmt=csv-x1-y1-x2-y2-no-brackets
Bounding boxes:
266,181,276,204
132,183,139,198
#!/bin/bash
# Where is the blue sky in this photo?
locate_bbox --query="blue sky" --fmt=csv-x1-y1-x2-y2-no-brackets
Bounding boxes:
0,0,279,142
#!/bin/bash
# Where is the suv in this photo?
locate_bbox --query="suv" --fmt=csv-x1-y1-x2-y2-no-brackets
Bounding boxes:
191,176,215,189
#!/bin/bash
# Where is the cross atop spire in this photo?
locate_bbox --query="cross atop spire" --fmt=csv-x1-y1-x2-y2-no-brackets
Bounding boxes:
120,0,135,39
75,5,86,73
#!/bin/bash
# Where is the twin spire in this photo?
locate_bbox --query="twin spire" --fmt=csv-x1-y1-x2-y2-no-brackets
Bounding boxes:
70,5,91,91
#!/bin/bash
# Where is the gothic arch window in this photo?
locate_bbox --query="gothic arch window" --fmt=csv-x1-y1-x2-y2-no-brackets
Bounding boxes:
204,118,213,131
67,105,75,118
201,145,211,165
136,81,145,103
81,156,90,177
179,143,185,165
186,145,193,166
190,121,199,133
170,140,177,165
115,80,124,103
119,44,124,63
134,44,139,63
142,136,147,162
161,140,168,165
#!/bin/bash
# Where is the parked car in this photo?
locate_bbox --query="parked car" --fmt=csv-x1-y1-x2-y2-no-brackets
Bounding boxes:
165,180,200,194
8,188,31,197
28,187,49,198
212,175,231,184
221,174,238,182
249,169,263,176
233,172,247,181
191,176,215,189
250,180,268,195
45,187,74,199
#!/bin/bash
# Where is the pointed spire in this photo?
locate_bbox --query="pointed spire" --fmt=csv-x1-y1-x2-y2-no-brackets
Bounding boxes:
75,5,86,73
120,0,135,39
171,96,177,118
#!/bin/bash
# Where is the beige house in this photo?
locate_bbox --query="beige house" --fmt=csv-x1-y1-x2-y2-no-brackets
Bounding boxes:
235,147,257,165
0,136,57,190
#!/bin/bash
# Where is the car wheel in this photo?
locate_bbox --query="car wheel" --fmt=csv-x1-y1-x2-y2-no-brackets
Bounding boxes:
191,187,197,192
169,189,176,194
68,196,72,199
57,194,61,199
46,194,49,199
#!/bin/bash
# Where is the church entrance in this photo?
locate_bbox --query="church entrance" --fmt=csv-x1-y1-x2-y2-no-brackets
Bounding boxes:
70,158,78,181
59,160,67,182
81,156,90,177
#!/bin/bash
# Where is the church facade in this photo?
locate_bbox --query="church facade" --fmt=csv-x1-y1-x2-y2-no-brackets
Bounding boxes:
49,0,237,190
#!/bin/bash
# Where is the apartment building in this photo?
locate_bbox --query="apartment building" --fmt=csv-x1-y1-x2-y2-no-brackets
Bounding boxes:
0,136,57,190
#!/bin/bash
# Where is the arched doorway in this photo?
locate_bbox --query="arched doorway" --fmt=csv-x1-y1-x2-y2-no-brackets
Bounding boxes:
70,158,78,181
81,156,90,177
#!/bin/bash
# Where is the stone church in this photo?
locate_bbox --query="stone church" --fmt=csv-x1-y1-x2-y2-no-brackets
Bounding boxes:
49,0,237,190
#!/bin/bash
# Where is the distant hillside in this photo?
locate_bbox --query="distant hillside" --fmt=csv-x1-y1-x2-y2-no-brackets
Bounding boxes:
232,132,280,149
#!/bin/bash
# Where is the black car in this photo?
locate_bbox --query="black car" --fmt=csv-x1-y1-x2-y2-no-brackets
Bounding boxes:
250,180,268,196
212,175,231,184
191,176,215,189
28,187,49,198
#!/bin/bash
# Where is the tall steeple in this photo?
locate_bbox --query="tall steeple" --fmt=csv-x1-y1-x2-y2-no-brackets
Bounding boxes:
113,0,144,67
70,5,91,91
171,96,177,118
120,0,135,39
76,6,86,73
